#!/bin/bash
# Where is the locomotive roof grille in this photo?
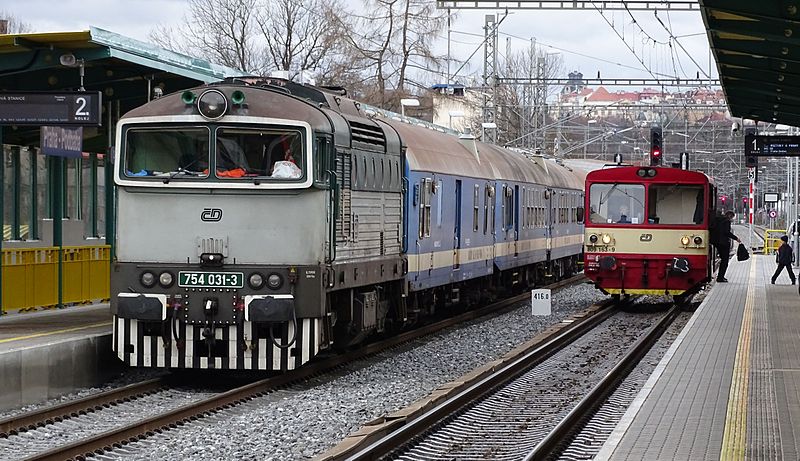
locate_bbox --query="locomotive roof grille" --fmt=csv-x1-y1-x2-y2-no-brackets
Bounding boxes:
349,121,386,148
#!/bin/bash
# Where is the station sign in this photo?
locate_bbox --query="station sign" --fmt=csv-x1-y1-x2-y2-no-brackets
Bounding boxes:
745,134,800,157
0,91,102,126
40,126,83,157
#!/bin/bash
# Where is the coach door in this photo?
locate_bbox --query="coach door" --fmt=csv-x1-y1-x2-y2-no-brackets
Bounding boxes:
454,180,462,269
514,185,520,257
546,189,554,253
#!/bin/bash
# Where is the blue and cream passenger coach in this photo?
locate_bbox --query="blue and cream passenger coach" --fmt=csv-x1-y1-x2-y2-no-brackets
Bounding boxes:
110,77,584,371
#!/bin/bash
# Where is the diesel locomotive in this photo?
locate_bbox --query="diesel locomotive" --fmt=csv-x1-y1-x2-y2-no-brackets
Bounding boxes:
111,78,585,371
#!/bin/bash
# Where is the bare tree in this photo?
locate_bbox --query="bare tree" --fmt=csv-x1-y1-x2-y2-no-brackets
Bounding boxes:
330,0,449,109
496,44,564,149
149,0,261,74
0,10,33,34
255,0,340,79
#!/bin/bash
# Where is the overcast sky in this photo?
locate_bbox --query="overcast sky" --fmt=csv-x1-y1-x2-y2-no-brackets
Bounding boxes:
4,0,716,88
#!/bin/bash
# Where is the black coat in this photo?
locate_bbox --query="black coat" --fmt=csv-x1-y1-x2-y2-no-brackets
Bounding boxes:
777,243,794,265
714,217,737,248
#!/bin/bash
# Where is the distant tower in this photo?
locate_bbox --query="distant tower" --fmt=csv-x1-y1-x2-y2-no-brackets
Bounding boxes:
564,71,585,94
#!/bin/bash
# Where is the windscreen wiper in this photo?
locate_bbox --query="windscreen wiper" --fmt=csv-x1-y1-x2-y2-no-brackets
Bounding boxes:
163,158,202,184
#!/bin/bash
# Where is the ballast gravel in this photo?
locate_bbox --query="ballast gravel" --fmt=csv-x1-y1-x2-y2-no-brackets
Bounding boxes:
106,282,606,461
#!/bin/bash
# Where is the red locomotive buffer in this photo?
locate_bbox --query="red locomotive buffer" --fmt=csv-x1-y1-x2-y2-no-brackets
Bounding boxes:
583,166,715,300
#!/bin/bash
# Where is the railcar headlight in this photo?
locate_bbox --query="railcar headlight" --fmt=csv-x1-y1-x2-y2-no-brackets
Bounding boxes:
681,235,691,246
267,273,283,290
140,271,156,288
159,271,174,288
647,168,657,177
694,236,703,245
601,234,612,244
589,234,598,244
248,273,265,290
637,169,647,177
197,89,228,120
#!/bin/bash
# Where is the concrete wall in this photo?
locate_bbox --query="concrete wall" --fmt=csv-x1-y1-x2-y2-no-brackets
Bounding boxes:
0,334,122,412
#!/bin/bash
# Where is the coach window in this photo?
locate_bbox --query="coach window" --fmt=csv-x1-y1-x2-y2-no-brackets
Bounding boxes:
589,184,645,224
649,185,705,225
124,127,209,179
503,185,514,230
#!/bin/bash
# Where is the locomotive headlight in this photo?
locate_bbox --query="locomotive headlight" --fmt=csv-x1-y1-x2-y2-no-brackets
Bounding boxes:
197,89,228,120
680,235,691,246
159,271,174,288
589,234,598,244
267,273,283,290
140,271,156,288
601,234,612,245
694,236,703,245
248,273,265,290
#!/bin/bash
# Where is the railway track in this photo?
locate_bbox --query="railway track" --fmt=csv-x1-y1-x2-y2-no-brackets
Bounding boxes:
1,275,585,461
332,300,679,461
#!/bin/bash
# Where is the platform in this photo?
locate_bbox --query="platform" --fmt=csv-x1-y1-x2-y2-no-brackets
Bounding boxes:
597,254,800,460
0,304,117,412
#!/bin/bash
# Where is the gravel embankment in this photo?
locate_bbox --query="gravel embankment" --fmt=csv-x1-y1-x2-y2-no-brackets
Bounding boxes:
106,282,607,461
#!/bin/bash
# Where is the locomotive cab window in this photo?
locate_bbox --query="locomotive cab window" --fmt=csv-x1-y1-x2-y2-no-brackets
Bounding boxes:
589,183,645,225
124,127,210,178
215,128,305,180
648,185,705,225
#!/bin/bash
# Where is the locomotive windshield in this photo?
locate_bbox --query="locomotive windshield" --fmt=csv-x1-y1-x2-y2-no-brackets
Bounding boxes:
124,127,210,179
589,184,645,224
215,127,304,180
122,125,306,182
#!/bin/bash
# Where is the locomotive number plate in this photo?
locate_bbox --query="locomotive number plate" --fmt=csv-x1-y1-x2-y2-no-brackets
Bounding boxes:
178,271,244,288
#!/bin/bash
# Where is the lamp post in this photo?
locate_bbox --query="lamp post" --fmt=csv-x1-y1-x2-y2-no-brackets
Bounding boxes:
481,122,497,143
584,119,597,159
448,110,464,130
400,98,420,118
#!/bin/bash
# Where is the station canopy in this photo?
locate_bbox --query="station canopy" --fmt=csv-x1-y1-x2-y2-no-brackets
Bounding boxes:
701,1,800,128
0,26,242,150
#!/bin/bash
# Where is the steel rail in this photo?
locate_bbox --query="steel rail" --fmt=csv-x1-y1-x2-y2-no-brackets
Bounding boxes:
0,378,164,438
523,305,680,460
24,275,586,461
342,297,619,461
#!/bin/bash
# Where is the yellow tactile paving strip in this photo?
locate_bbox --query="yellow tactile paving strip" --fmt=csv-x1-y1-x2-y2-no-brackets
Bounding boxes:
720,258,756,460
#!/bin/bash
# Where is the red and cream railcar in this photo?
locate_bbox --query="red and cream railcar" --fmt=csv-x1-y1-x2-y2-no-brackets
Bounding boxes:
583,165,716,300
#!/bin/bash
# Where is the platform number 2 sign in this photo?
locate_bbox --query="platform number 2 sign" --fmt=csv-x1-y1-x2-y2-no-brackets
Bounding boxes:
531,289,552,316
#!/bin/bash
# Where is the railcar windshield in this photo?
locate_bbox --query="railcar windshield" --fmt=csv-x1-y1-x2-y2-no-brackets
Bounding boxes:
215,127,305,180
124,127,210,179
589,183,645,224
648,185,705,225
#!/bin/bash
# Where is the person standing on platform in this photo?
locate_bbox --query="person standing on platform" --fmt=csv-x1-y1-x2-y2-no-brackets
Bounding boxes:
772,235,796,285
711,210,740,283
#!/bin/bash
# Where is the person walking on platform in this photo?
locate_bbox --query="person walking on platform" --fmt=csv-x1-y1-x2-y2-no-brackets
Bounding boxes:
772,235,796,285
711,210,740,283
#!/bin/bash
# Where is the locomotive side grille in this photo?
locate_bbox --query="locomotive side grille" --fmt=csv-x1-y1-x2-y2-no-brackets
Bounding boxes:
350,121,386,148
337,153,352,243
